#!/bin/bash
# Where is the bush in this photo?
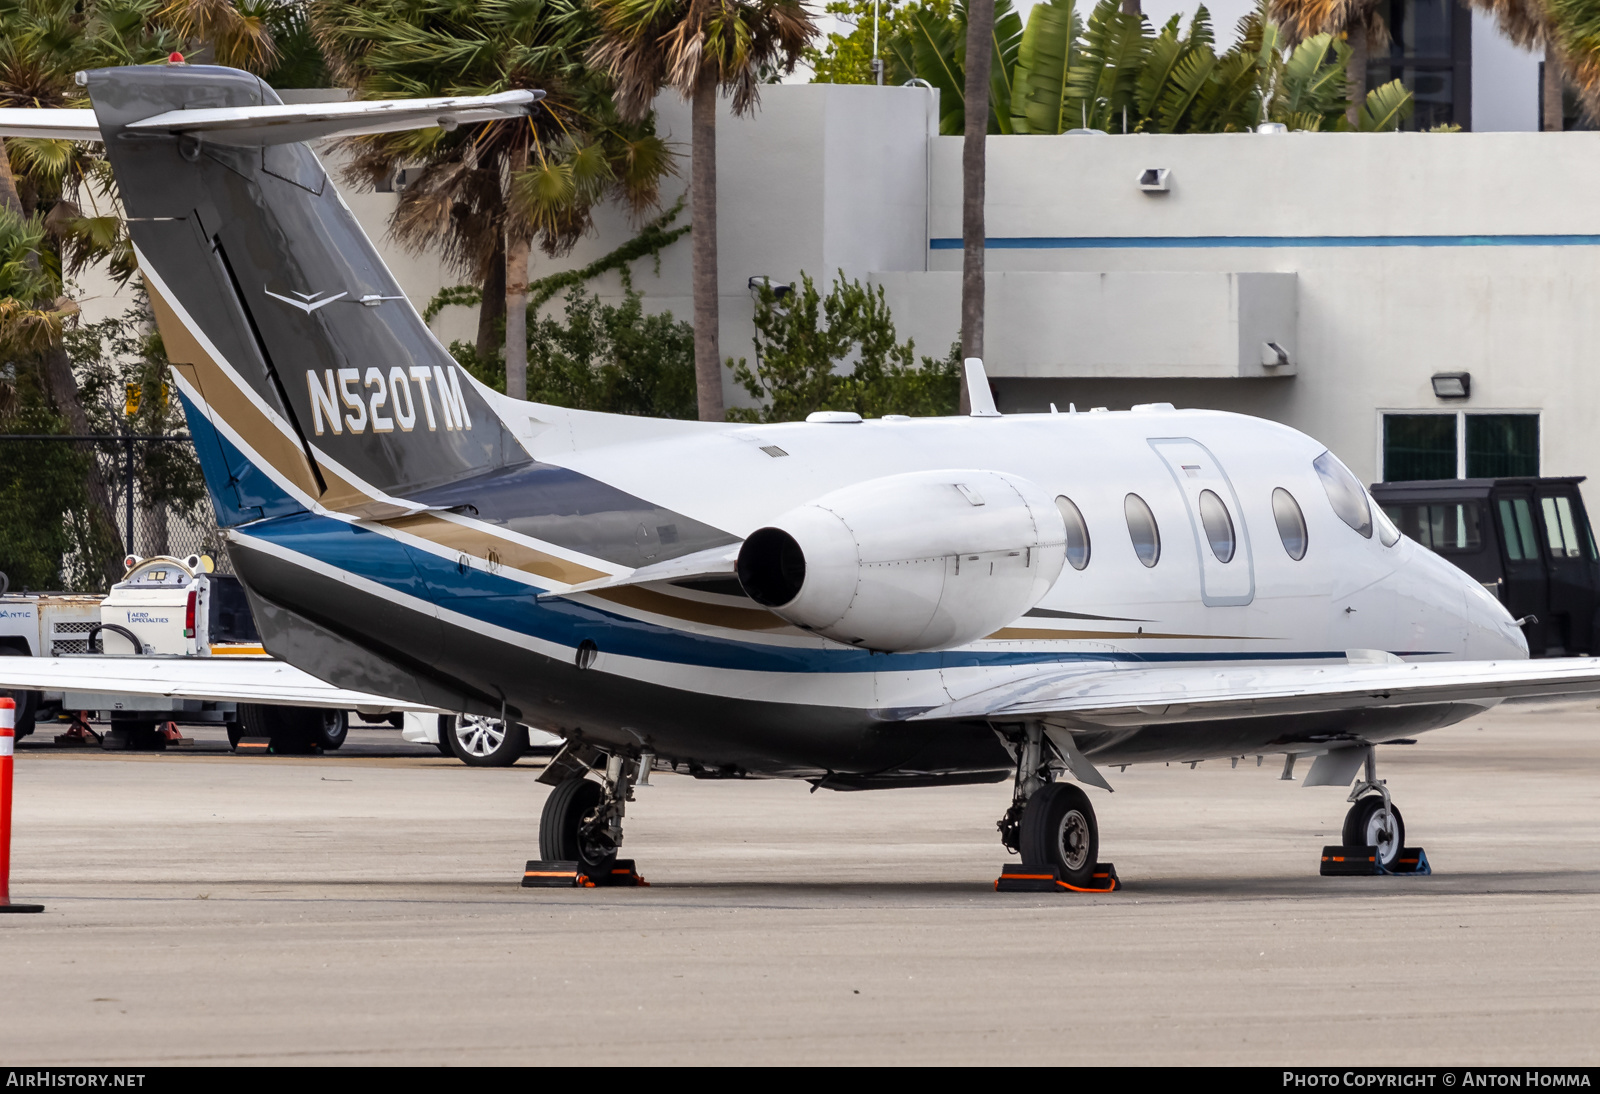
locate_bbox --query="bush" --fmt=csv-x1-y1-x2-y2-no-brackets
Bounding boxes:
728,271,959,423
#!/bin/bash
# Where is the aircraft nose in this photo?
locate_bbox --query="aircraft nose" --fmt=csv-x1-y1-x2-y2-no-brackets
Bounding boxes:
1462,574,1529,660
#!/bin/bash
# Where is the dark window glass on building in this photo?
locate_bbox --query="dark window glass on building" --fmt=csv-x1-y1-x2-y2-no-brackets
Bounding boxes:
1384,414,1456,481
1369,0,1472,131
1466,414,1539,477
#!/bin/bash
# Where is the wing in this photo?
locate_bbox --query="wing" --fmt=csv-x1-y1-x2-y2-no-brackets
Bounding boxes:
0,90,539,146
0,657,435,711
909,656,1600,726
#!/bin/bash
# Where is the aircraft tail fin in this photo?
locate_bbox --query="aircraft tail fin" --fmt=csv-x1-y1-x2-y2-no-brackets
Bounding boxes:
82,65,535,525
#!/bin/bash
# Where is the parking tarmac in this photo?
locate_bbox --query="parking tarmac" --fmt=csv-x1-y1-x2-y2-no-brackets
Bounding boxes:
4,703,1600,1065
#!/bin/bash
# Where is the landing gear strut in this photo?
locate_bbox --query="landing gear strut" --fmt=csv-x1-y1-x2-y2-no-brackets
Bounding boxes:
537,749,639,878
996,724,1102,889
1342,748,1405,871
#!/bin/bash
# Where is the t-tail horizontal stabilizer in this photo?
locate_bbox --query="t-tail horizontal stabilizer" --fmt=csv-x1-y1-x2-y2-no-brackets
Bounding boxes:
0,89,539,145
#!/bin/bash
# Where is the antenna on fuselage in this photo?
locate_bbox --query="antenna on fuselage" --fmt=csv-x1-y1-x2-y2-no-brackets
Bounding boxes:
964,358,1001,418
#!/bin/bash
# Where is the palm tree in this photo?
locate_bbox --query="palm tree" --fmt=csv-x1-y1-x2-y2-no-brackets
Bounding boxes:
960,0,994,413
314,0,672,399
590,0,816,422
1269,0,1386,126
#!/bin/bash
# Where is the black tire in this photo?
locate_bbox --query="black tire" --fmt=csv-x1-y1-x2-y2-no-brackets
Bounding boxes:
444,714,527,767
311,709,348,751
538,776,617,875
1019,782,1099,888
236,703,319,754
226,720,243,749
432,715,454,757
1342,796,1406,869
0,647,40,740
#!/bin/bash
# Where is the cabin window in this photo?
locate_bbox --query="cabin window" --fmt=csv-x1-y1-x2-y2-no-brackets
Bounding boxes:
1124,494,1160,568
1197,490,1236,563
1541,496,1588,559
1272,488,1308,560
1313,451,1373,539
1054,496,1091,570
1497,498,1539,561
1384,503,1483,553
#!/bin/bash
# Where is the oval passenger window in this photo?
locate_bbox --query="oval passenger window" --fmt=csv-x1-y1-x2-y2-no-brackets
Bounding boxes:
1124,494,1160,568
1272,487,1308,560
1055,496,1091,570
1198,490,1235,563
1313,451,1372,539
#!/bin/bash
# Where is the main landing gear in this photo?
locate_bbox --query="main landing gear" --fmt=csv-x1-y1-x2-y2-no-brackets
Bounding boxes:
1322,746,1429,876
996,725,1109,891
529,743,650,886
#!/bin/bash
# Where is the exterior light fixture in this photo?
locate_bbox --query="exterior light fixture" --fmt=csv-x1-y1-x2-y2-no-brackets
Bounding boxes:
747,276,791,301
1431,372,1471,399
1138,168,1171,193
1261,342,1290,368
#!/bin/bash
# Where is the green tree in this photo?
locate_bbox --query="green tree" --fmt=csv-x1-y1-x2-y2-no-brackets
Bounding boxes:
313,0,674,400
69,288,208,561
589,0,817,423
729,271,959,423
808,0,948,86
521,287,696,418
0,207,116,589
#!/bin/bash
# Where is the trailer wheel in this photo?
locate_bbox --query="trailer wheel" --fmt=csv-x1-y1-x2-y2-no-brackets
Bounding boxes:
0,647,40,740
236,703,319,754
312,710,348,751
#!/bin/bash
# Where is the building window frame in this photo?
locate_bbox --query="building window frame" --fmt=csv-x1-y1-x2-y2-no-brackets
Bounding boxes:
1377,409,1542,481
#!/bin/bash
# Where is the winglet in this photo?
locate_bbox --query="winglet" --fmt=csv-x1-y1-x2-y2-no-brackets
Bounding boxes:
965,358,1001,417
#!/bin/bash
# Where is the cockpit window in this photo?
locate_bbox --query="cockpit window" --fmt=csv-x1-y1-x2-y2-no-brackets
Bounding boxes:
1313,451,1372,539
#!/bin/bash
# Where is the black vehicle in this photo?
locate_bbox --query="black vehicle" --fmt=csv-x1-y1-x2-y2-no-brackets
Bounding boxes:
1371,477,1600,657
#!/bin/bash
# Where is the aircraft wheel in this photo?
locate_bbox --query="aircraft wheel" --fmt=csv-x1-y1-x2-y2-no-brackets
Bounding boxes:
1019,782,1099,888
445,714,527,767
1343,796,1405,870
539,776,617,875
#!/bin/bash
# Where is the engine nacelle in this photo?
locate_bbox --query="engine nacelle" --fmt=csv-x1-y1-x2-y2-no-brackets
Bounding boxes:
735,470,1067,652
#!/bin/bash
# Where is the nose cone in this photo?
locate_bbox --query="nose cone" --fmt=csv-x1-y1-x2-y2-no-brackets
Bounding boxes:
1462,576,1530,660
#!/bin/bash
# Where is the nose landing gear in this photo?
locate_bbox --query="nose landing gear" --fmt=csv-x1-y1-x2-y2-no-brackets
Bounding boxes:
1322,746,1429,876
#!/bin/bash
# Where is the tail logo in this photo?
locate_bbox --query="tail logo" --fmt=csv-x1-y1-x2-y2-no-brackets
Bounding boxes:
305,366,474,436
265,288,348,314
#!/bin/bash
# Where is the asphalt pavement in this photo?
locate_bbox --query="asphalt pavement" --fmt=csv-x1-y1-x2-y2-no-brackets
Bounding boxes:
4,703,1599,1065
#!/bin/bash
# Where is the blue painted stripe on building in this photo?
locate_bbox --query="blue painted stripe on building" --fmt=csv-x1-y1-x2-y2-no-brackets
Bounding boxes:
247,509,1353,675
928,234,1600,250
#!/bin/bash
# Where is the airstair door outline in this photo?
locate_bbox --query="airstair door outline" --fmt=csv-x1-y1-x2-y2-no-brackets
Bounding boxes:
1149,438,1255,606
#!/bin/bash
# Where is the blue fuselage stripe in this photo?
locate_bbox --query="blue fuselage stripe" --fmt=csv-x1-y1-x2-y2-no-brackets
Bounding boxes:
245,511,1351,674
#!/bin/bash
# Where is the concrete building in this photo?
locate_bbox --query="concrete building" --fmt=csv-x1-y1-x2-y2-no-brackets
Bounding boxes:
383,80,1594,498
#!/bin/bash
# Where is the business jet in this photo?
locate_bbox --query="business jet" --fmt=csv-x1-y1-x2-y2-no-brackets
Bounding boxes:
4,63,1598,888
